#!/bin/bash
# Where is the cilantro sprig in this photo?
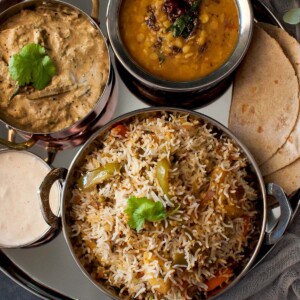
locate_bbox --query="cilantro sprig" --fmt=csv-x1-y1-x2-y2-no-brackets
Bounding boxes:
125,196,167,232
9,43,57,90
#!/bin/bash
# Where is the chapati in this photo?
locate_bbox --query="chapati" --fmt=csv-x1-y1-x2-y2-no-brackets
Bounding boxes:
264,158,300,196
258,23,300,175
229,25,299,165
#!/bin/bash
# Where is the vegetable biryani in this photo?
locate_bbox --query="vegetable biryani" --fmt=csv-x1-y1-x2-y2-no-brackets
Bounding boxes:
70,112,259,299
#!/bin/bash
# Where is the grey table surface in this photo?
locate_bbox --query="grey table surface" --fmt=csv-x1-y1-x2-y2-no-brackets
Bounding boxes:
0,271,36,300
0,0,299,300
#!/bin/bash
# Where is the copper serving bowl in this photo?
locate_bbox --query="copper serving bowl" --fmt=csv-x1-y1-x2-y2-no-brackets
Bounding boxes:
38,108,292,299
0,0,115,151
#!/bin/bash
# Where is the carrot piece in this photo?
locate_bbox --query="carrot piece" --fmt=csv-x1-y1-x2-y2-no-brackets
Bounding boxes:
111,124,127,137
208,285,227,297
205,268,233,292
243,216,251,237
204,190,215,202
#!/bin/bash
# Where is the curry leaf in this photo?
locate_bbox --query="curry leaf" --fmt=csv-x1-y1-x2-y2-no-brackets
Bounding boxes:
9,43,57,90
125,196,166,232
283,8,300,25
166,0,200,39
158,52,166,64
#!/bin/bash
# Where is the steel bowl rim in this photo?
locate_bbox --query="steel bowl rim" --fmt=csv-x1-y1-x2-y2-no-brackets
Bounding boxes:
107,0,253,92
60,107,267,300
0,0,112,137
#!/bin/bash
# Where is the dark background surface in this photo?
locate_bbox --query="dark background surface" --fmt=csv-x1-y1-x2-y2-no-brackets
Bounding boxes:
0,271,38,299
0,0,299,300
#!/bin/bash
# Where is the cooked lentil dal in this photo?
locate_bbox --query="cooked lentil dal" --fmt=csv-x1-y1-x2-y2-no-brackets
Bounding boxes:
119,0,239,81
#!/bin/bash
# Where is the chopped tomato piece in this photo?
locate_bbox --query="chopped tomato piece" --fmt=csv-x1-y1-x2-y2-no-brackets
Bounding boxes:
205,190,215,202
111,124,128,137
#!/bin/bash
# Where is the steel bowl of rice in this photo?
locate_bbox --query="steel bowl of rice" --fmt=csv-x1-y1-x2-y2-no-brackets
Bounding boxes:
39,108,292,299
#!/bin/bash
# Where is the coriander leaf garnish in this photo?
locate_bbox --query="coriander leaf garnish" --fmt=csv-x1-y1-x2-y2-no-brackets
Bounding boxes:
283,8,300,25
9,43,57,90
125,196,167,232
166,0,200,39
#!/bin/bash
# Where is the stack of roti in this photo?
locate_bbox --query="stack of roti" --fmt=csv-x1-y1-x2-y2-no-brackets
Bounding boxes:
229,23,300,195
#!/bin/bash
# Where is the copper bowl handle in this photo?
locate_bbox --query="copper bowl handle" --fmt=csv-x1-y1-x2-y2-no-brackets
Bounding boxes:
1,0,100,21
264,183,293,245
91,0,99,23
39,168,67,230
0,0,19,12
0,135,37,150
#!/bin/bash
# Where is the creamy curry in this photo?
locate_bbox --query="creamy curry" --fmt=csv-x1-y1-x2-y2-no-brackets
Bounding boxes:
0,5,109,133
119,0,239,81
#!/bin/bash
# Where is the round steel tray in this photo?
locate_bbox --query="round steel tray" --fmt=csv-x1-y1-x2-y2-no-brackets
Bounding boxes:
0,1,299,299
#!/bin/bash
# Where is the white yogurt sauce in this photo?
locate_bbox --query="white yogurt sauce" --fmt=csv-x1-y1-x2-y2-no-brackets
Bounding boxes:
0,151,60,247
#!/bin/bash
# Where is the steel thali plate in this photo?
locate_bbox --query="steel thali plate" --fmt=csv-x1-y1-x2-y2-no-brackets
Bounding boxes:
0,0,298,299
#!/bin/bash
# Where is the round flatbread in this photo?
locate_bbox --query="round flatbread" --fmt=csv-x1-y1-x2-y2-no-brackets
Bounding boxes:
229,25,299,165
259,23,300,79
264,158,300,196
258,23,300,175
